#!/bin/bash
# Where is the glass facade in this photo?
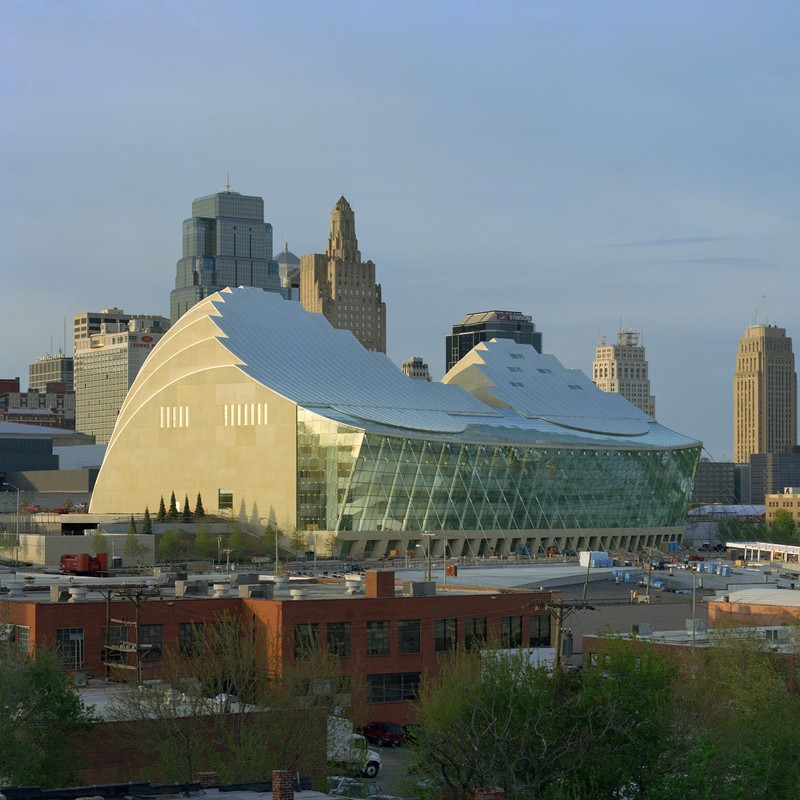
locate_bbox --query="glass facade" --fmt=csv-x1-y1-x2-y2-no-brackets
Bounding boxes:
297,409,700,535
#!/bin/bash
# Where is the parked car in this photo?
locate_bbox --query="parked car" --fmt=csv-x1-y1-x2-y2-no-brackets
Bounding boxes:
361,721,406,747
343,563,365,573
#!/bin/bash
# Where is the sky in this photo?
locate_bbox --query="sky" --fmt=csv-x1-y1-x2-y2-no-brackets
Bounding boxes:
2,0,800,461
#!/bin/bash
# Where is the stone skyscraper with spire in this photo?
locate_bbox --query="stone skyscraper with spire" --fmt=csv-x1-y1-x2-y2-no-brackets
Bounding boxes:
300,197,386,352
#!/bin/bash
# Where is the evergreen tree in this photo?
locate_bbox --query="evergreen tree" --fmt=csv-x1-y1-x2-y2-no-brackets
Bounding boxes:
157,496,167,523
182,494,192,523
194,492,205,520
128,515,137,535
168,491,178,520
142,506,153,534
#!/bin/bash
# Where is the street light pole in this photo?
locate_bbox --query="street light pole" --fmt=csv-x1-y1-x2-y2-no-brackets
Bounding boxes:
421,530,435,582
3,483,20,566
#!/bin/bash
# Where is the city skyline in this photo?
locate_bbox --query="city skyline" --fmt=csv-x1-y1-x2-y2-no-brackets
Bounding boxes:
3,2,800,462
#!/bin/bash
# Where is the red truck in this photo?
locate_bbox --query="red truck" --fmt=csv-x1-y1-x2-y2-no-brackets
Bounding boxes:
60,552,108,575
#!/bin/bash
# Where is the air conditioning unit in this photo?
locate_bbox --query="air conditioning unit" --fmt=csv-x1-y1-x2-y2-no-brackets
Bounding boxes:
631,623,653,637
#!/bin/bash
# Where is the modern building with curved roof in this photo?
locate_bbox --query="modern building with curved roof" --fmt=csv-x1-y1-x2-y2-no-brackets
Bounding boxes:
91,287,701,559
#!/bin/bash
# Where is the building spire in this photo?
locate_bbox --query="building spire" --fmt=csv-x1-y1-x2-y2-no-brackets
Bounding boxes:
326,196,360,262
226,173,231,193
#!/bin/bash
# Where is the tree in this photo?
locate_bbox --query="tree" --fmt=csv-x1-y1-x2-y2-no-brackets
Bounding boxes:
194,493,205,520
771,508,797,544
108,612,348,783
124,528,147,566
159,528,182,562
168,491,179,520
228,525,247,561
128,514,137,535
261,525,278,559
195,524,216,559
406,641,681,800
182,494,192,523
0,643,95,787
289,527,306,555
91,529,108,555
655,626,800,800
157,496,167,523
142,506,153,534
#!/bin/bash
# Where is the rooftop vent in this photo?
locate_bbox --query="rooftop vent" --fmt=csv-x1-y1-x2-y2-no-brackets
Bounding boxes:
402,581,436,597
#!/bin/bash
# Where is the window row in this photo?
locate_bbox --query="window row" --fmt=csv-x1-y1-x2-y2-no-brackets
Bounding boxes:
223,402,269,427
293,614,551,658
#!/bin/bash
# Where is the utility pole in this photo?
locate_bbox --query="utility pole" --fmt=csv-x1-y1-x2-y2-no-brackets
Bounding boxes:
421,530,435,582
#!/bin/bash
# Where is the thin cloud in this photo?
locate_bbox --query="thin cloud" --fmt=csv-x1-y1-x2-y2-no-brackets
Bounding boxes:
605,236,736,248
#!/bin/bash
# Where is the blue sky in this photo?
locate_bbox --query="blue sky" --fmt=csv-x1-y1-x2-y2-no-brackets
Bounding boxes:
3,1,800,460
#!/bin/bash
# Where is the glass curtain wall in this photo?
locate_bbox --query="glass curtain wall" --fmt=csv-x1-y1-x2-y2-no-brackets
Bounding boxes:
297,409,700,534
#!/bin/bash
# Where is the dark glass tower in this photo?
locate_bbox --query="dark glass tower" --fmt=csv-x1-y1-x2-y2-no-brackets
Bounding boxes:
170,188,281,322
446,310,542,373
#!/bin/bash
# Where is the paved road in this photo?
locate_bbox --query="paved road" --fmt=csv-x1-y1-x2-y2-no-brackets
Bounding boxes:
375,744,417,797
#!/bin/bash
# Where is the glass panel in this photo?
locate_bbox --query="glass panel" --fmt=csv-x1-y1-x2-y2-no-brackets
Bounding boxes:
397,620,420,654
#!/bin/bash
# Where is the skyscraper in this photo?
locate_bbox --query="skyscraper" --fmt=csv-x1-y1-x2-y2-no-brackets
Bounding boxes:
29,352,74,393
300,197,386,353
592,329,655,417
170,187,281,323
73,309,169,443
446,311,541,373
734,324,797,463
401,356,432,382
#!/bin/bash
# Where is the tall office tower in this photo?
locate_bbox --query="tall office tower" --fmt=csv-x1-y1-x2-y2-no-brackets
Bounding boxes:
734,324,797,463
73,310,170,443
300,197,386,352
275,242,300,301
592,329,656,417
170,187,281,323
29,352,74,393
402,356,432,381
446,311,542,373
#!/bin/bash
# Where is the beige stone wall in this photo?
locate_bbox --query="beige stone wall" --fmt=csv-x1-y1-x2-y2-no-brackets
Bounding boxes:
89,308,299,530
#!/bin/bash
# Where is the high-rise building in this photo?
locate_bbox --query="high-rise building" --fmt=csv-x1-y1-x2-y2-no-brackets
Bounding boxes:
445,311,542,374
300,197,386,353
592,329,655,417
73,310,169,443
733,324,797,463
275,242,301,301
29,352,74,393
401,356,432,382
170,187,281,323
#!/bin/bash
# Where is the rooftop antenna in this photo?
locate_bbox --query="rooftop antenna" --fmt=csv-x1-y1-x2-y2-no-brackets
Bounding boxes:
226,173,231,193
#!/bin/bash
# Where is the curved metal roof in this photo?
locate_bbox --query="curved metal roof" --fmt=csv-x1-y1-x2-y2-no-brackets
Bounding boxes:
188,287,698,450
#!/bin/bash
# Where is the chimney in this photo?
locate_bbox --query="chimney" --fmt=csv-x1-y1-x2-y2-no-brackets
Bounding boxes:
272,769,294,800
366,570,395,598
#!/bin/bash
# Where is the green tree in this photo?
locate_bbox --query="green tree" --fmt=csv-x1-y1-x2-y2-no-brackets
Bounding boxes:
128,514,137,535
159,528,182,562
157,496,167,523
142,506,153,534
91,529,108,555
771,508,797,544
289,526,306,555
108,612,347,783
168,491,179,520
406,641,681,800
124,529,147,566
194,492,205,520
654,627,800,800
228,526,247,561
194,524,216,559
261,524,278,559
182,494,192,523
0,644,95,786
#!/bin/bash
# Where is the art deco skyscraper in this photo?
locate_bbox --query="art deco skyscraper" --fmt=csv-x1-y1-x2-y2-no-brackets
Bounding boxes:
170,187,281,323
734,324,797,463
592,329,655,417
300,197,386,352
